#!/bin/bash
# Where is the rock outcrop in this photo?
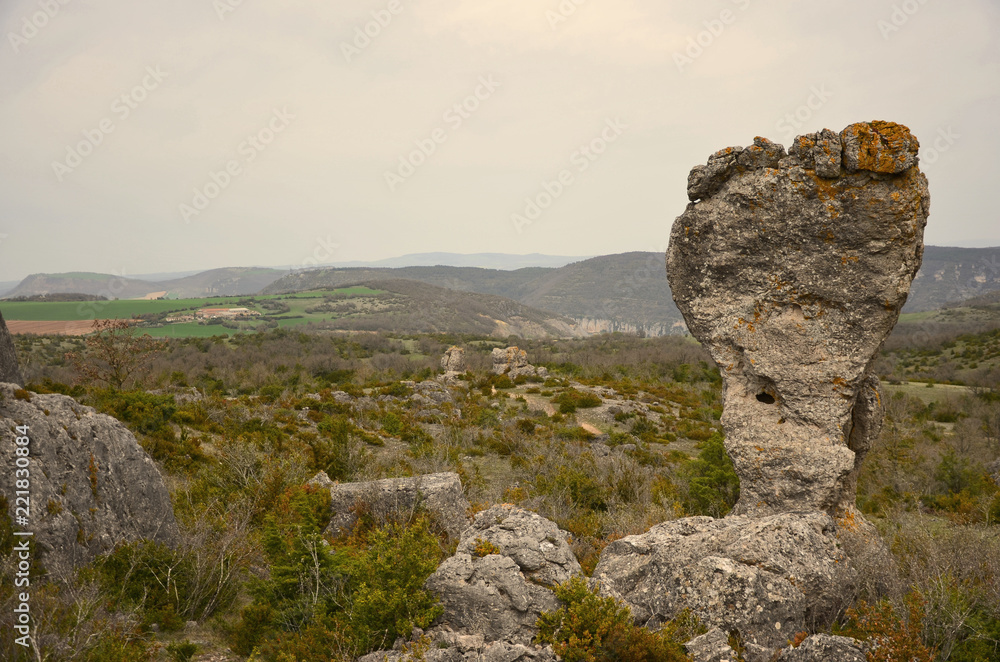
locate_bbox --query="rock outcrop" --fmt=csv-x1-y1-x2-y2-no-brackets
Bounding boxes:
0,310,23,386
0,383,179,571
308,471,471,540
594,513,854,651
667,121,928,517
491,347,547,380
441,346,467,373
424,505,582,645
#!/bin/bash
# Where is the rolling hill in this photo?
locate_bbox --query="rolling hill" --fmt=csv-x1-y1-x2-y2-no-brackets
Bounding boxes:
4,267,285,300
5,247,998,338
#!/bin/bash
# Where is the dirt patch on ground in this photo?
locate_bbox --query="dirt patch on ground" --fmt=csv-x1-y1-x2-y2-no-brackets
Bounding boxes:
7,320,100,336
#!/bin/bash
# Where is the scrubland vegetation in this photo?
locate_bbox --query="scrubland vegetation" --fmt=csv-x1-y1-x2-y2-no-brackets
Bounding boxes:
3,325,999,661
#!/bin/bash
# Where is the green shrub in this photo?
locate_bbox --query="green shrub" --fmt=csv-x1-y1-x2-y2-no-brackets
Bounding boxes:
94,541,204,631
553,389,602,414
680,432,740,517
536,576,697,662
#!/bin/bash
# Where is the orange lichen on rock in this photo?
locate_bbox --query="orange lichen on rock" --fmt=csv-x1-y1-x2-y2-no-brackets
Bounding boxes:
841,121,919,174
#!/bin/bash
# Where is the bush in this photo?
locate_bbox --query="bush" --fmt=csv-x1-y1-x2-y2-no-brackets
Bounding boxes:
231,489,446,661
536,576,697,662
838,593,936,662
680,432,740,517
552,389,602,414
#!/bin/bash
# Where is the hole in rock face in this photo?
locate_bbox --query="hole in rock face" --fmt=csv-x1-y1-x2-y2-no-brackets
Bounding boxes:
756,392,776,404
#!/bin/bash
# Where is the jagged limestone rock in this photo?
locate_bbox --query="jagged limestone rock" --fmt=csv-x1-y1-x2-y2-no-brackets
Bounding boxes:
0,310,23,386
308,471,470,541
775,634,868,661
0,384,179,571
491,347,547,380
667,121,928,517
423,505,582,645
593,513,854,651
441,346,467,373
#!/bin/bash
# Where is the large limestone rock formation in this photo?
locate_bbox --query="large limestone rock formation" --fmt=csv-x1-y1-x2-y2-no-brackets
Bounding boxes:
0,383,179,571
0,310,23,385
594,514,855,651
667,121,928,517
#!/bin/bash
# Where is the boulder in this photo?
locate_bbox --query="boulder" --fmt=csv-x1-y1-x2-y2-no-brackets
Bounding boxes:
0,310,23,386
424,505,582,645
491,347,547,380
592,513,854,650
684,628,740,662
307,471,471,540
667,121,928,517
0,384,179,571
775,634,868,661
441,346,467,373
358,633,557,662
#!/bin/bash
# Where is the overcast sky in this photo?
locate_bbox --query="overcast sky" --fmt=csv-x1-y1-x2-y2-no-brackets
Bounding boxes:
0,0,997,282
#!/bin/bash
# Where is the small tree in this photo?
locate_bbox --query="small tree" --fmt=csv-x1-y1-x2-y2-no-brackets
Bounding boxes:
67,319,166,390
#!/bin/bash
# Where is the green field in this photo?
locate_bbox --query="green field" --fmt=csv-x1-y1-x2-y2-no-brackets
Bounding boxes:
1,287,387,337
1,288,383,321
1,297,250,321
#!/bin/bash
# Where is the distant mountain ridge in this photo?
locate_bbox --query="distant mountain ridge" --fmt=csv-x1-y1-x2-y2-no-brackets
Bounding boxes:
4,247,998,336
4,267,285,300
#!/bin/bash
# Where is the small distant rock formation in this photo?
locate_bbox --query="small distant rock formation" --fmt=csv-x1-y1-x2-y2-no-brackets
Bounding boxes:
0,384,179,571
441,346,467,373
669,121,927,517
0,310,24,386
491,347,547,380
307,471,471,541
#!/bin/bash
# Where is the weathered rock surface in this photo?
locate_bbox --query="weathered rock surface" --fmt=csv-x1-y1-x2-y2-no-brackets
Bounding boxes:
0,310,23,386
358,633,557,662
593,513,854,650
308,471,471,540
491,347,547,380
0,383,179,570
667,121,928,517
424,505,582,645
775,634,867,661
684,628,740,662
441,346,467,373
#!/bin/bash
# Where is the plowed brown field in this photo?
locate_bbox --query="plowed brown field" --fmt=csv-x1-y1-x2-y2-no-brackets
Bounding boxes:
6,320,101,335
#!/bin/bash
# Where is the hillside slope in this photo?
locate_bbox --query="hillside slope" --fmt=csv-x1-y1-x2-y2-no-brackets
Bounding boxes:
5,267,285,300
314,279,585,338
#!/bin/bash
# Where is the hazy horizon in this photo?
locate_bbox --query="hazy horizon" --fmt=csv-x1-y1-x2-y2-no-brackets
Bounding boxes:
2,1,998,282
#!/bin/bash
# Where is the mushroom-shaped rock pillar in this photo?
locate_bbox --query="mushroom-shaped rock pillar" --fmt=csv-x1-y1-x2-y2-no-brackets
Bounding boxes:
666,121,928,517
